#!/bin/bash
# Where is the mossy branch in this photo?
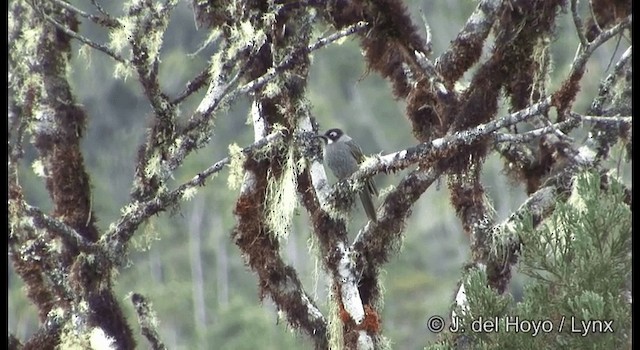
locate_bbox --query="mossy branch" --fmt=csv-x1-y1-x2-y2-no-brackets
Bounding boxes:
131,293,167,350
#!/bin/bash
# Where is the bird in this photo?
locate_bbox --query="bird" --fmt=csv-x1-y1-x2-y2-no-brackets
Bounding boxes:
316,128,379,221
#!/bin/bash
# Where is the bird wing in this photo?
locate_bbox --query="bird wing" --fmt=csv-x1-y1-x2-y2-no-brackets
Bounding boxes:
346,140,367,163
347,140,378,197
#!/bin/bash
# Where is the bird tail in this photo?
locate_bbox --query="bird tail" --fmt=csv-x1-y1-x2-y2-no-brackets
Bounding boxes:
359,186,377,222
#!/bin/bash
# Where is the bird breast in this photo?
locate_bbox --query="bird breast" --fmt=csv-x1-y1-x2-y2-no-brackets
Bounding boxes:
325,143,359,179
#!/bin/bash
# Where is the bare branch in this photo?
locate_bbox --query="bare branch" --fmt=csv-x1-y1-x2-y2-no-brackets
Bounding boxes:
571,0,589,46
90,0,114,21
573,113,632,125
419,9,432,53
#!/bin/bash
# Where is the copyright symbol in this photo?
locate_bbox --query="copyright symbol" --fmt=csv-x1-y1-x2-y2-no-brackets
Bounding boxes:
427,315,445,333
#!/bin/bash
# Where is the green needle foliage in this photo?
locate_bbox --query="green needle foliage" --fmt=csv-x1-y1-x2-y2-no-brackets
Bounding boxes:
432,171,631,349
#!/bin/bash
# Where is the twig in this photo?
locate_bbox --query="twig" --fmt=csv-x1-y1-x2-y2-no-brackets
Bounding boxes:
419,9,432,53
179,131,285,188
587,0,604,35
570,0,588,46
236,21,369,97
90,0,113,20
128,0,176,117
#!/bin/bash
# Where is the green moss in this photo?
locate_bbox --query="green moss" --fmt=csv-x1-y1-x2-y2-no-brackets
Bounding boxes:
265,146,299,239
227,143,245,190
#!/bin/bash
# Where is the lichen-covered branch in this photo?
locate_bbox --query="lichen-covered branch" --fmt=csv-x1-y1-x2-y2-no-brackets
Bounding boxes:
36,3,126,63
233,101,328,349
131,293,167,350
452,151,601,318
48,0,120,28
9,1,631,349
103,130,285,260
552,14,631,112
589,46,632,116
9,1,135,347
351,166,442,307
21,204,95,253
436,0,503,84
108,18,368,264
329,99,552,195
570,0,589,46
295,116,379,347
586,45,632,159
226,4,332,348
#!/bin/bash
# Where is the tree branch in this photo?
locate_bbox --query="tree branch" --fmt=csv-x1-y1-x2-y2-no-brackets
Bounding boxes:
170,65,211,105
47,0,120,28
493,118,580,143
22,203,95,253
233,100,328,347
352,166,442,305
104,131,285,262
553,14,631,110
436,0,503,83
589,45,632,115
571,0,589,47
329,98,552,198
163,21,369,182
131,293,167,350
571,14,631,74
35,7,126,63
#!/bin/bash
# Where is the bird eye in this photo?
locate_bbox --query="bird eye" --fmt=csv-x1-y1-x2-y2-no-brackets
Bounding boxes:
330,132,337,138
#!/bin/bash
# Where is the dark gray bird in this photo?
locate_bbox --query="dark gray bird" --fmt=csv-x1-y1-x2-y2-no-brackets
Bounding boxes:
317,128,379,221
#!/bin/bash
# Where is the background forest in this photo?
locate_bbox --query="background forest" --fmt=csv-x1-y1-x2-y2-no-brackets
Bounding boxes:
8,0,631,349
